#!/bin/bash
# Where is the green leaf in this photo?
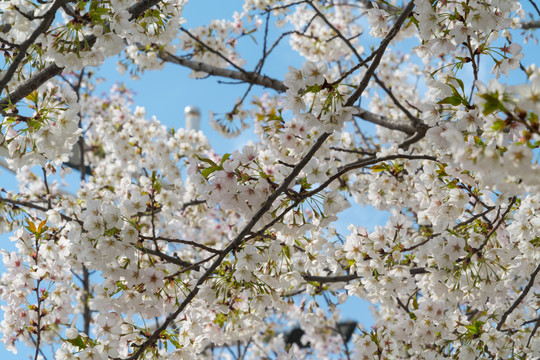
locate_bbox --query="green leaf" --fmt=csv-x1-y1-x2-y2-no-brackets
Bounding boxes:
479,93,504,115
408,15,419,29
412,295,419,310
220,153,231,166
195,155,218,167
201,167,217,179
528,112,538,124
437,95,463,106
455,77,464,91
26,220,37,235
371,164,389,172
282,245,291,259
304,84,322,93
67,335,86,350
465,320,484,335
491,119,506,131
169,337,181,348
37,220,47,234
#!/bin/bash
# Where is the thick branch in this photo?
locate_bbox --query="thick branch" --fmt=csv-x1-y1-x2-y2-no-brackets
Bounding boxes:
0,64,63,112
354,107,417,134
137,245,193,268
522,20,540,29
126,0,163,21
302,267,428,283
161,53,287,92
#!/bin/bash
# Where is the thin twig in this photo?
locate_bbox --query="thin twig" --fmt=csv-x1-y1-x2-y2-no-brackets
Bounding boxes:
180,27,248,75
139,235,222,254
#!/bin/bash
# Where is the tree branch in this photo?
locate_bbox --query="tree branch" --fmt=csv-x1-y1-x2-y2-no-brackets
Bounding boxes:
497,262,540,331
302,267,428,283
139,235,222,254
160,52,287,92
522,20,540,29
0,0,164,112
136,244,194,268
0,0,66,95
307,154,438,198
346,1,415,106
0,195,74,222
354,107,418,134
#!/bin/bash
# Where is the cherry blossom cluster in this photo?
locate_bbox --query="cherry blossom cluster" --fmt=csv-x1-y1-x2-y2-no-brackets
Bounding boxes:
0,82,81,169
0,0,540,359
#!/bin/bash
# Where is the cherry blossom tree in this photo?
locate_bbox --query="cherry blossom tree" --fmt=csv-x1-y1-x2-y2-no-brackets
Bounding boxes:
1,0,540,359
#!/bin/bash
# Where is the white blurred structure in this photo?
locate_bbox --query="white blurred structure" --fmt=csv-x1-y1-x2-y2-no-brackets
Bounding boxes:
184,106,201,131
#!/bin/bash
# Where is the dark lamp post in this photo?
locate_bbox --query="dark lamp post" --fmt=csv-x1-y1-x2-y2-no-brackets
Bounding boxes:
284,321,357,348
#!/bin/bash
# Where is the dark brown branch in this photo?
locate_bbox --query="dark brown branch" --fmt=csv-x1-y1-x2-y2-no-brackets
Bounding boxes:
160,53,287,92
527,316,540,347
41,167,52,210
346,1,415,106
522,20,540,29
137,245,193,268
308,154,438,198
462,197,516,261
399,128,429,150
162,52,425,138
354,107,417,135
82,266,91,335
261,0,307,12
0,64,62,113
401,234,438,252
302,267,428,283
497,262,540,331
528,0,540,16
329,55,376,86
254,154,437,241
140,235,222,254
329,146,374,155
396,296,410,313
126,0,164,21
305,0,363,61
302,274,359,283
0,196,74,222
181,199,206,211
372,73,422,127
356,0,395,12
454,206,497,230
